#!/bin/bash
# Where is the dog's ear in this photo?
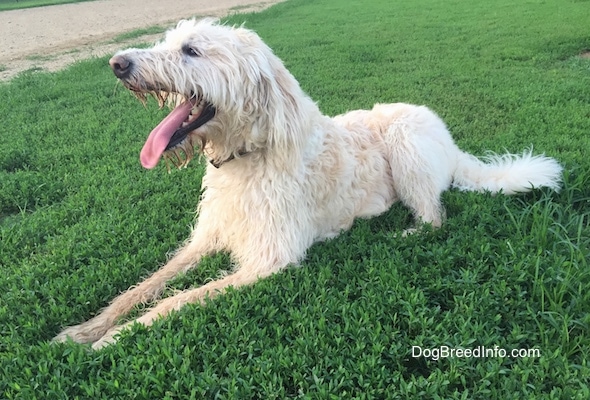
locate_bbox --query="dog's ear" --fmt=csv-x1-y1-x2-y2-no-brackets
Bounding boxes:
241,34,309,154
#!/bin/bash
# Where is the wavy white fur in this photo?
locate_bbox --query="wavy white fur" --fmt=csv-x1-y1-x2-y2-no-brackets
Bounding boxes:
53,19,563,348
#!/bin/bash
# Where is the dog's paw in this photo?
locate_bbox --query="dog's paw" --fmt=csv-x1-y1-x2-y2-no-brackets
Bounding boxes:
91,332,118,350
401,228,419,237
52,322,109,344
91,323,133,350
391,227,419,238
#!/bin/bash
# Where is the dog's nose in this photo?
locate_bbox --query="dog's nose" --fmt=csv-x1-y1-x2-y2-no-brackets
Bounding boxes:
109,55,132,79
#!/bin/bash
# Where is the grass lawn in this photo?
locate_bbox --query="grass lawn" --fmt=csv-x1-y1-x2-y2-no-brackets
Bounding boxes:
1,0,589,398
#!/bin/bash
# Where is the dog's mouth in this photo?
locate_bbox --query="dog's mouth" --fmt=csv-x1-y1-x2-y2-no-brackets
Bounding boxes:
139,95,216,169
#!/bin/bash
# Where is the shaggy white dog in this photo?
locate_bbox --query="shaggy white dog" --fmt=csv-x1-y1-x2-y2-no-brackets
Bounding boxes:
54,18,562,348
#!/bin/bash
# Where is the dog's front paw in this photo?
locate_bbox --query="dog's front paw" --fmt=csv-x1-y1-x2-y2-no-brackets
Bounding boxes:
52,321,110,344
91,323,133,350
91,332,118,350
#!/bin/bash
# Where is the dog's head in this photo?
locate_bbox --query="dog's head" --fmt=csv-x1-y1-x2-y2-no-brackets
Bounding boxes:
110,18,310,170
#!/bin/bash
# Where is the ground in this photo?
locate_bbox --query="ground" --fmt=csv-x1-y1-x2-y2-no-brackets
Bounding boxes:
0,0,284,81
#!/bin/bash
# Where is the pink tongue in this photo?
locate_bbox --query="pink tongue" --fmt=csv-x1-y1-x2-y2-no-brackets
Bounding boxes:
140,101,193,169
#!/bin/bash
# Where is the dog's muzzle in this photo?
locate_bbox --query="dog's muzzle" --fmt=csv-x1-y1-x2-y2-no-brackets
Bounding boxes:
108,53,217,169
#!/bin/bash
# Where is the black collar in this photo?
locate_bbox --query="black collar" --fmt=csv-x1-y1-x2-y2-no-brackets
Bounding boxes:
209,149,251,168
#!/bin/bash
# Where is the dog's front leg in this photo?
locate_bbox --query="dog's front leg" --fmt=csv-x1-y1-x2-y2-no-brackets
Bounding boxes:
91,266,271,349
53,238,215,345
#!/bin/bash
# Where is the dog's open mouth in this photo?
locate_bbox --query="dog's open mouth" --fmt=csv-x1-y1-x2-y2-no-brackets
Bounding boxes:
140,96,216,169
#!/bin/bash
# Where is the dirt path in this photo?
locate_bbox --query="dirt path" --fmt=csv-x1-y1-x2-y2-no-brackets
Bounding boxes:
0,0,284,81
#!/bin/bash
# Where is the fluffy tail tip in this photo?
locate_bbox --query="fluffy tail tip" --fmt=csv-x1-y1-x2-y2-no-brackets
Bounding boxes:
453,149,563,194
484,150,563,193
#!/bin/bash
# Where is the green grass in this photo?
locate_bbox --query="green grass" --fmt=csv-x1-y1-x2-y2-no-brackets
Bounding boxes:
1,0,589,398
0,0,94,11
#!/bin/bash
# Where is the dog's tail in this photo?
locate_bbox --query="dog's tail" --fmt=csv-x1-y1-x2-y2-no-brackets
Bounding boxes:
452,149,563,194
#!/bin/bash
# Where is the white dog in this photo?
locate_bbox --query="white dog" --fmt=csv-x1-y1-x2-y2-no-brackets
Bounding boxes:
54,18,562,348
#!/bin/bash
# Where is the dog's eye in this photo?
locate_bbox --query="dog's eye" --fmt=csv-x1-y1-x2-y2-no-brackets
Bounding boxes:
182,45,201,57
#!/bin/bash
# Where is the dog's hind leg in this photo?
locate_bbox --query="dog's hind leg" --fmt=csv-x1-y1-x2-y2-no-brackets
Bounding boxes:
392,167,446,234
385,135,453,232
53,236,217,344
91,267,269,349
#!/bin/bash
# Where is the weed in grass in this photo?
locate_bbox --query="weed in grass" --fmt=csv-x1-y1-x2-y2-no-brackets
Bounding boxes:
111,26,167,43
26,54,55,62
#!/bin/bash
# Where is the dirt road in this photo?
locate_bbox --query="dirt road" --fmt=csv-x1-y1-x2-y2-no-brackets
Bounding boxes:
0,0,283,80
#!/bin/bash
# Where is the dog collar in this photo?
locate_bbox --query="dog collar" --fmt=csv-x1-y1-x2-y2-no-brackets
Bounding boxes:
209,149,251,168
